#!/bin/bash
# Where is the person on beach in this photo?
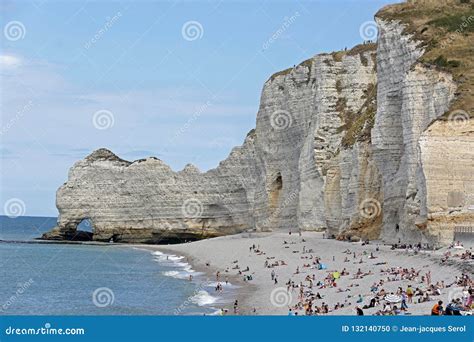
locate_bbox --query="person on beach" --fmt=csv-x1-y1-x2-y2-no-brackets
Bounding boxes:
445,299,463,315
400,292,408,311
233,300,239,314
392,305,401,315
426,271,431,285
356,306,364,315
431,301,443,315
406,285,414,303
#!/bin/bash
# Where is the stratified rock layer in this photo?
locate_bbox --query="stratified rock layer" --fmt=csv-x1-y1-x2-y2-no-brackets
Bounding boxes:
44,5,473,245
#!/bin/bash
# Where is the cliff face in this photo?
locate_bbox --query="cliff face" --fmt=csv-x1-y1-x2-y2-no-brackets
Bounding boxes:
252,49,378,234
45,137,259,244
44,1,473,245
372,18,459,244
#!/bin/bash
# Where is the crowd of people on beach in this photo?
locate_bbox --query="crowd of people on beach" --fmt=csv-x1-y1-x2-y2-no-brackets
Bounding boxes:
287,252,473,316
441,242,474,262
208,230,473,316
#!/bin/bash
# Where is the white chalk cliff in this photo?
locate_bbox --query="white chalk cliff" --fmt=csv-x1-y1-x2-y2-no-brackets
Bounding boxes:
44,1,473,245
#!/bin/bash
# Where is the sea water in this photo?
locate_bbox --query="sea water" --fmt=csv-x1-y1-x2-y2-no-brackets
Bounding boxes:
0,216,231,315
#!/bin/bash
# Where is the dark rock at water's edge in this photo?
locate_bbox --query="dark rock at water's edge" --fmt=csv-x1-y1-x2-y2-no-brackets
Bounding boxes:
41,229,93,242
41,227,221,244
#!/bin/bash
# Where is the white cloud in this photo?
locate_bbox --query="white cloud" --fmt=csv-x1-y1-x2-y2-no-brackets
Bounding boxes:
0,54,22,68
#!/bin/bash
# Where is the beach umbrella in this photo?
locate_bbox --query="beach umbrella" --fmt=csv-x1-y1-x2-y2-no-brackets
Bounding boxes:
332,272,340,279
385,294,402,303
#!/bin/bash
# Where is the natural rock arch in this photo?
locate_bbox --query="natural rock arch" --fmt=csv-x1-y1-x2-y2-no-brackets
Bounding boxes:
43,217,94,241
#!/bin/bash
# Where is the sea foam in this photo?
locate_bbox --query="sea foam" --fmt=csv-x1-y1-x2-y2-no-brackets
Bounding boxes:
191,290,218,306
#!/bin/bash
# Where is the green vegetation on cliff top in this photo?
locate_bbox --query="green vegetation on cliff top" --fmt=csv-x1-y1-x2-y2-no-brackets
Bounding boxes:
267,44,376,82
377,0,474,118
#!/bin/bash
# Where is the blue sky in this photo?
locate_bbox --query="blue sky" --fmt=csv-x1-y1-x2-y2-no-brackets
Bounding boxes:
1,0,395,217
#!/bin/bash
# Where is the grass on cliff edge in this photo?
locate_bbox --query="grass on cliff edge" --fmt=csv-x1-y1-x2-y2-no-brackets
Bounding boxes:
376,0,474,119
268,43,376,82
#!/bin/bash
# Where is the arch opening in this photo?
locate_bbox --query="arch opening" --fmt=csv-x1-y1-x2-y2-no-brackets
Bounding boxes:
68,218,94,241
268,173,283,227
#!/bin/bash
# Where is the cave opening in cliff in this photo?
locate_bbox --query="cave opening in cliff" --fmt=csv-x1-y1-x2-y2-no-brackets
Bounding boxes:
69,218,94,241
78,218,93,232
268,173,283,224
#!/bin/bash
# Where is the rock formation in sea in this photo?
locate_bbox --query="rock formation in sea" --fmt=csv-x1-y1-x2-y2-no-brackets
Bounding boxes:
43,0,473,245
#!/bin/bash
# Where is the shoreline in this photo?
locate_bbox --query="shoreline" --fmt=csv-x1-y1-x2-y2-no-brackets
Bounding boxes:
4,232,472,316
135,244,257,315
132,231,473,316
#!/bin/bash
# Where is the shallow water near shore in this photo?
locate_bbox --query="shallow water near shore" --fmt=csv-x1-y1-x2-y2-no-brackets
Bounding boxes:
0,216,230,315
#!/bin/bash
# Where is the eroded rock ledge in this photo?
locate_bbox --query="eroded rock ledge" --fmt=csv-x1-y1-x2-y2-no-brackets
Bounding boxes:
43,1,473,245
